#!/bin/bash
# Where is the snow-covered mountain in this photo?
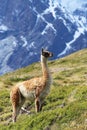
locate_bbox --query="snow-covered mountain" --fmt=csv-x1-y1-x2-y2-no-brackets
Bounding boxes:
0,0,87,75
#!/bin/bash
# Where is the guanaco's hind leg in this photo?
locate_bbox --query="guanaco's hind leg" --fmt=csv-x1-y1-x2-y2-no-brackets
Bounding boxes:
12,104,20,122
10,87,25,122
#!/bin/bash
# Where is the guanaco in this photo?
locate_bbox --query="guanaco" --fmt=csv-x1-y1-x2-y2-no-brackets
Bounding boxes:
10,48,53,122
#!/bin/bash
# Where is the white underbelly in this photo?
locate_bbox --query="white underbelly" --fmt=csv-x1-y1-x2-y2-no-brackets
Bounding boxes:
18,85,35,100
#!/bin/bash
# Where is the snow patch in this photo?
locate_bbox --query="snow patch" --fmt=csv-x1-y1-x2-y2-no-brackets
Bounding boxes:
0,25,8,32
58,28,83,57
29,52,34,56
29,42,35,48
42,0,59,19
58,17,72,32
13,41,17,47
48,0,58,19
21,36,28,47
59,0,87,12
74,16,87,32
28,0,32,2
42,23,56,35
28,42,36,49
33,7,57,35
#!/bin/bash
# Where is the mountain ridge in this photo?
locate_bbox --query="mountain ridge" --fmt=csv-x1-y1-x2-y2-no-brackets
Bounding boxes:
0,0,87,75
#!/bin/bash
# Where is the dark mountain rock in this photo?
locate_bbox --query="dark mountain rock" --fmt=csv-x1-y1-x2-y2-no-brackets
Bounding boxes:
0,0,87,74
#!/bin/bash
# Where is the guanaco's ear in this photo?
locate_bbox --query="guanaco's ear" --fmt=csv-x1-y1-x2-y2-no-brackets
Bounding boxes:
41,48,44,53
41,48,44,52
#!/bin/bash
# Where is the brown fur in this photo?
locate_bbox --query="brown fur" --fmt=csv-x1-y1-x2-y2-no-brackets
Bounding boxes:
10,48,53,122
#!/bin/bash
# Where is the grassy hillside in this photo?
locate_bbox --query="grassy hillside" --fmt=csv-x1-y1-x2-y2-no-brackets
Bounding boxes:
0,49,87,130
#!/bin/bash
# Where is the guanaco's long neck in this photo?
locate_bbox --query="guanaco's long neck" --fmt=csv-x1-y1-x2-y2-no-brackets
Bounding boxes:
41,55,50,80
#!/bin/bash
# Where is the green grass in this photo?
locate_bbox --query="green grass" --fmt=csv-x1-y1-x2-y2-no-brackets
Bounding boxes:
0,49,87,130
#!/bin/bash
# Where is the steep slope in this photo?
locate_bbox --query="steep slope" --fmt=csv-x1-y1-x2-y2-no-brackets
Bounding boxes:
0,49,87,130
0,0,87,75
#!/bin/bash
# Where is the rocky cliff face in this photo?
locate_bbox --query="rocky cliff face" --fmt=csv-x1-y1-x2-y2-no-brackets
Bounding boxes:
0,0,87,75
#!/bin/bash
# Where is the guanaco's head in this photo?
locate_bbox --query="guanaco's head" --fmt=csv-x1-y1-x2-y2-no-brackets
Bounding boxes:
41,48,53,58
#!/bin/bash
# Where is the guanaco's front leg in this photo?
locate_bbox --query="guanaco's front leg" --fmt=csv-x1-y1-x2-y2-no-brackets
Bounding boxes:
35,97,41,112
35,87,42,112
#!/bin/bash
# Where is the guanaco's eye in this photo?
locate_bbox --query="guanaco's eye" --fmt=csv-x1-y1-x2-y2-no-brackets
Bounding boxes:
44,52,49,57
42,52,49,57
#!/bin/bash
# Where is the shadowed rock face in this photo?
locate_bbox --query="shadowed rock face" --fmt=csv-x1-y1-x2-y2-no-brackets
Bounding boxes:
0,0,87,75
